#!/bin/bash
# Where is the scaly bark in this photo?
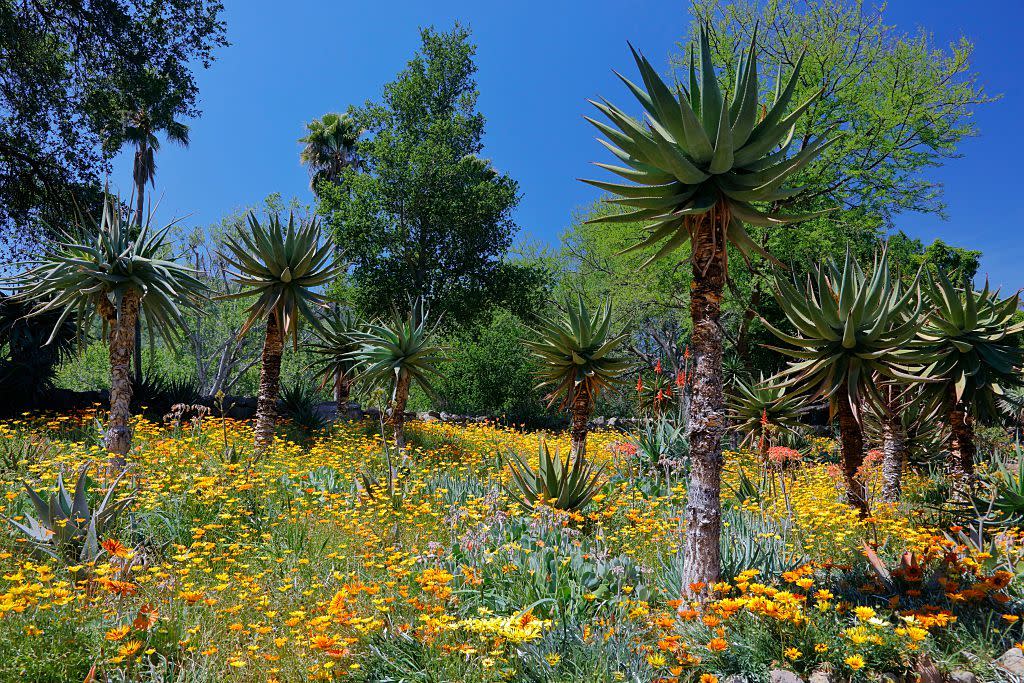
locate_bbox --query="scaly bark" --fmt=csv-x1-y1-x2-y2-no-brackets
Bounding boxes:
837,396,869,515
334,372,352,418
681,203,728,600
253,313,284,454
569,389,593,458
388,370,412,451
947,386,976,493
880,411,906,503
100,290,141,468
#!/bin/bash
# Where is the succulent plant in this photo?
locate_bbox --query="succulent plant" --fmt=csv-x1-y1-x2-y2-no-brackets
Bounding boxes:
727,374,809,449
8,463,133,563
505,439,604,513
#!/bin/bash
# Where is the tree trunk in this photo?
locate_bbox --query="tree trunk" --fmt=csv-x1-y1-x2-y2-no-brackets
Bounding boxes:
253,313,284,454
334,373,351,418
103,290,141,468
880,411,906,503
569,389,592,458
681,203,728,600
133,167,146,385
387,371,412,451
836,396,869,515
947,389,976,493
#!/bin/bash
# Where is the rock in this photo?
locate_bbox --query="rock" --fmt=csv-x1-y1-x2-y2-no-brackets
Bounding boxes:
808,665,834,683
722,676,745,683
769,670,803,683
913,655,943,683
996,647,1024,676
606,417,619,428
949,671,978,683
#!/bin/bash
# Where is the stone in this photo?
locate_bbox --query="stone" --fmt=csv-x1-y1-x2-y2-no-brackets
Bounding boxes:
913,655,943,683
949,671,978,683
769,669,803,683
808,665,834,683
996,647,1024,676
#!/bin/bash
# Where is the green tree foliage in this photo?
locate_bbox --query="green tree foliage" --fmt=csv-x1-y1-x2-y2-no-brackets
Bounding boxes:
0,0,227,249
317,24,530,326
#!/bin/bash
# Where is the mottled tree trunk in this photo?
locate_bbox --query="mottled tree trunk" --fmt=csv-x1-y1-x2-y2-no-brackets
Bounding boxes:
334,372,351,418
102,291,141,469
388,371,412,451
836,397,869,515
947,389,976,493
253,313,284,455
569,389,592,458
880,412,906,503
681,204,728,600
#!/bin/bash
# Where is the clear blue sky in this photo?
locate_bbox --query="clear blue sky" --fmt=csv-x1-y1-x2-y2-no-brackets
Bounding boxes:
113,0,1024,291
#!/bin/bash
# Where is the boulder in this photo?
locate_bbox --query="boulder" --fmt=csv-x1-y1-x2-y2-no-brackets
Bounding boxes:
949,671,978,683
913,655,943,683
808,665,835,683
996,647,1024,676
769,670,803,683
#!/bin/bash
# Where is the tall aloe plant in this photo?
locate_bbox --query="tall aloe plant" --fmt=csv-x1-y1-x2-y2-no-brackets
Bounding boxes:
6,196,206,464
219,212,338,453
309,309,362,417
764,248,924,513
915,272,1024,486
585,24,834,592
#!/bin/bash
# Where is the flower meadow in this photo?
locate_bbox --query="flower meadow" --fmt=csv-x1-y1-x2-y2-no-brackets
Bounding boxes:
0,413,1022,683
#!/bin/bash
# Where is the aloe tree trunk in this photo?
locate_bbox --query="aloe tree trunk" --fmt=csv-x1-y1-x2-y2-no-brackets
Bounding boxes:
836,396,869,515
133,148,147,386
880,412,906,503
253,312,284,454
569,390,593,457
681,205,728,599
388,370,412,451
100,290,141,468
947,387,976,492
334,373,352,418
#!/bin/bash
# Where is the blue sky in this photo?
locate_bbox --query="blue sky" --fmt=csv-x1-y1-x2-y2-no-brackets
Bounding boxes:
113,0,1024,290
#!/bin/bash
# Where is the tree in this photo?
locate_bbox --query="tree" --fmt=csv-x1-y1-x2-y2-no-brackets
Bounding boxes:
318,25,526,327
915,273,1024,489
525,296,630,456
350,298,444,450
299,112,362,193
765,249,923,513
6,196,206,463
0,0,226,251
585,25,830,596
219,213,338,454
308,309,362,416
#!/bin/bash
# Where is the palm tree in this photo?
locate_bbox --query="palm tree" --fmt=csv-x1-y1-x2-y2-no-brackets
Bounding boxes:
585,25,833,593
349,298,444,450
915,272,1024,488
299,112,362,192
219,212,339,453
764,248,925,514
309,309,362,418
524,296,630,457
6,196,206,463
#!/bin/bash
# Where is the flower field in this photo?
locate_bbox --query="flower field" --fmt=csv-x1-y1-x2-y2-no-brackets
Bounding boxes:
0,414,1021,682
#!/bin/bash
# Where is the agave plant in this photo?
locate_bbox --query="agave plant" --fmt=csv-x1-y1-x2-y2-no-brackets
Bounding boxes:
8,463,133,563
524,296,629,457
308,309,362,415
505,439,603,513
5,196,207,462
349,297,444,450
915,272,1024,484
585,23,834,592
219,212,339,453
726,374,810,454
765,248,925,513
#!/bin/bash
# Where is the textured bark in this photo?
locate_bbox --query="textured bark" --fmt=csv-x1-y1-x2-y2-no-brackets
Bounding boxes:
102,290,141,468
837,397,869,515
681,203,728,600
388,371,412,451
334,372,352,416
253,313,284,454
880,412,906,503
569,389,593,458
947,389,976,492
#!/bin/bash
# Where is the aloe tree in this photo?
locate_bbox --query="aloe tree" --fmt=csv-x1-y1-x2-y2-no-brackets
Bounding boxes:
309,309,362,417
585,25,833,592
524,296,630,457
350,298,444,450
6,196,206,462
219,212,338,453
864,386,944,502
916,272,1024,486
764,249,923,514
726,374,809,456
